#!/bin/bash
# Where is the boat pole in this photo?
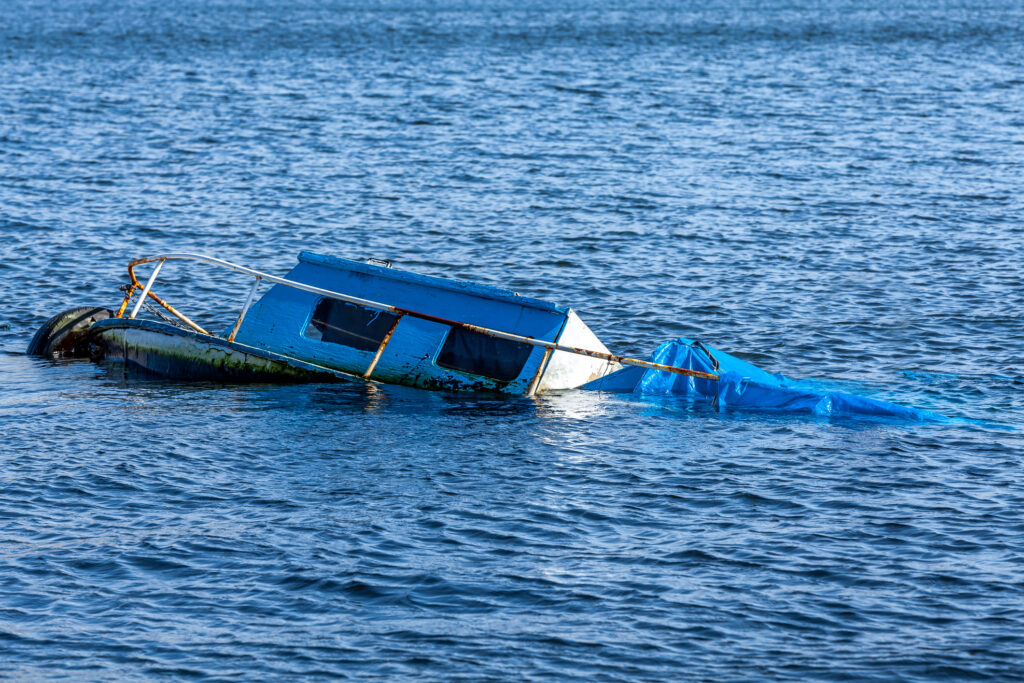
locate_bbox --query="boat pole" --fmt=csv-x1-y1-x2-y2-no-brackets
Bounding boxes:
227,276,261,342
129,259,165,319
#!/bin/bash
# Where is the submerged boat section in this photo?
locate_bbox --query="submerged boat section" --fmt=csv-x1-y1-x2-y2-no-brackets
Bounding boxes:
27,251,937,420
92,318,351,383
31,252,690,395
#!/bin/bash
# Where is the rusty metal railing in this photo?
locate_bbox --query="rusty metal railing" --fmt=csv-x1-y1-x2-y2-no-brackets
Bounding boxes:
116,253,720,384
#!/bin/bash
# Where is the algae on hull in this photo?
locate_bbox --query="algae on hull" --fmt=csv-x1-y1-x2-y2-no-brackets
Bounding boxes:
93,319,351,383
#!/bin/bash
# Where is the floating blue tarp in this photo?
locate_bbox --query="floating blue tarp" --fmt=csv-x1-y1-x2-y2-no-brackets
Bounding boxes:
581,337,941,421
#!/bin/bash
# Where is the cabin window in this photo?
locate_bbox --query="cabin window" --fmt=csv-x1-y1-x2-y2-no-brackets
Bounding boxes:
436,327,532,381
305,299,398,352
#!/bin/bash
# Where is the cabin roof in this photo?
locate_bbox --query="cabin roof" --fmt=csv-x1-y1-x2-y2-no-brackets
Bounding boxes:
298,251,569,315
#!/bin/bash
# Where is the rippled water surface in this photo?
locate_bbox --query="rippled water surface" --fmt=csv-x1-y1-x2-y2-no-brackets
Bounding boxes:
3,1,1024,679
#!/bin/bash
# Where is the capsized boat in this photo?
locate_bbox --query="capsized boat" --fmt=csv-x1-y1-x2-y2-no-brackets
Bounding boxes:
28,252,939,420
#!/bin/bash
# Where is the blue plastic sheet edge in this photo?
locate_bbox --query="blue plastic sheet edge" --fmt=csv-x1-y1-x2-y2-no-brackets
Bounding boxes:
580,337,943,421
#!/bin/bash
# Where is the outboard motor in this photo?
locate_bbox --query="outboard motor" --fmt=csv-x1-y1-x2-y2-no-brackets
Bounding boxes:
26,306,114,358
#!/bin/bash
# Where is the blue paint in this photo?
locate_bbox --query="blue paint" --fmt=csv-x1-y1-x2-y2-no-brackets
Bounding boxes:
296,251,567,316
232,251,568,392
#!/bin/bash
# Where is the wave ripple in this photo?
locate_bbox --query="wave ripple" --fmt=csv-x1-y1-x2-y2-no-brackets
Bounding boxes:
2,0,1024,679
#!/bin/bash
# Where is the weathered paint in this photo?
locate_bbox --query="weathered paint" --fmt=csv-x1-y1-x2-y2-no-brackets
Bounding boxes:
230,253,569,394
92,318,353,383
525,347,554,396
111,252,716,392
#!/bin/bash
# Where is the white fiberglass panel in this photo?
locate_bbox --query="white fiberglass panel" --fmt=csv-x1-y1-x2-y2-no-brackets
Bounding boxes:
536,310,621,392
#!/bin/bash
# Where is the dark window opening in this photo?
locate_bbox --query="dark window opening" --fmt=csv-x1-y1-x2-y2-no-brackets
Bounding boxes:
436,327,533,382
305,299,398,352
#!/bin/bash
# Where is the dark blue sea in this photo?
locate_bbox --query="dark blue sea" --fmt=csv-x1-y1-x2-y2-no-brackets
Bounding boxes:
2,1,1024,679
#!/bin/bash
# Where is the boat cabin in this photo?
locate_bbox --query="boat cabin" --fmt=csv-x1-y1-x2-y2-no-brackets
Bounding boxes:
229,252,617,394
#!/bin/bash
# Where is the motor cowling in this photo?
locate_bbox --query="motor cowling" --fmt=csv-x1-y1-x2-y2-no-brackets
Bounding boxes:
26,306,115,358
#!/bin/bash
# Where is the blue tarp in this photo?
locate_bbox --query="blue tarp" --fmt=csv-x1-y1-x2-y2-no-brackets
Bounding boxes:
580,337,940,421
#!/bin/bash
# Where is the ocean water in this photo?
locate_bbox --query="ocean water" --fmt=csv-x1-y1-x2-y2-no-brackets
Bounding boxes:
2,0,1024,679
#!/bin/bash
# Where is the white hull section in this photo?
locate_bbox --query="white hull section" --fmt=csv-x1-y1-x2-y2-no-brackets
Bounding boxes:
536,310,621,392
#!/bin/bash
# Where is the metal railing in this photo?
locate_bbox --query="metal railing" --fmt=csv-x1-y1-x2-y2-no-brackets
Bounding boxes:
116,253,720,384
